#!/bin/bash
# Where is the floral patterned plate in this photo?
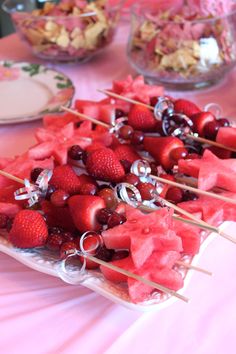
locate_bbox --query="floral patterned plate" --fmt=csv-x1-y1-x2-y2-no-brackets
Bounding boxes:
0,61,75,124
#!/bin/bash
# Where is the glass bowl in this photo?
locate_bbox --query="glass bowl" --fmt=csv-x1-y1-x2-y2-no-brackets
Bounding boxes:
127,2,236,90
2,0,122,63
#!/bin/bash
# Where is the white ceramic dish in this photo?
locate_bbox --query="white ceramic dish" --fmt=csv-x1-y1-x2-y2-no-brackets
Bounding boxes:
0,61,75,124
1,223,232,311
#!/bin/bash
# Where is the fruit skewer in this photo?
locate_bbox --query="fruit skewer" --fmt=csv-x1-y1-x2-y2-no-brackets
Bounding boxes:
150,175,236,205
98,89,236,154
62,106,236,206
0,168,212,276
60,107,236,243
117,182,236,244
73,252,189,302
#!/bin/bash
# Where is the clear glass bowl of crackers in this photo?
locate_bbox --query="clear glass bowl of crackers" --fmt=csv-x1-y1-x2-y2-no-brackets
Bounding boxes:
3,0,122,62
127,1,236,90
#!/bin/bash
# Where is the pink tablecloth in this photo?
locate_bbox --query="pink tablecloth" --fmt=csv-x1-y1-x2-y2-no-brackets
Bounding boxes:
1,24,236,354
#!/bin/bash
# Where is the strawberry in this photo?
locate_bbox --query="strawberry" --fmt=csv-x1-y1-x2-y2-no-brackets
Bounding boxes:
128,105,156,131
77,173,97,186
85,143,106,154
50,165,81,195
191,112,216,136
9,210,48,248
143,136,184,170
86,148,125,183
41,200,76,232
114,145,141,164
68,195,106,232
174,99,201,117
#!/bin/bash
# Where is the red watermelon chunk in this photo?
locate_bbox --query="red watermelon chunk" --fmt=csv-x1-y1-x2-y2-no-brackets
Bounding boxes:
75,100,101,119
28,142,55,160
0,154,54,189
0,157,14,169
178,196,230,226
43,112,78,130
102,206,182,268
179,150,236,192
128,267,183,303
0,202,22,218
178,157,201,178
112,75,164,104
100,256,134,283
147,250,181,269
198,150,236,192
100,252,183,303
216,127,236,149
173,214,201,255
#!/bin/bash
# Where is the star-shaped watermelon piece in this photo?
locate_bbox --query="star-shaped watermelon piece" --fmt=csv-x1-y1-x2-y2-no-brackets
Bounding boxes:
100,252,183,303
179,191,236,226
179,149,236,192
102,206,182,268
112,75,164,104
28,121,112,165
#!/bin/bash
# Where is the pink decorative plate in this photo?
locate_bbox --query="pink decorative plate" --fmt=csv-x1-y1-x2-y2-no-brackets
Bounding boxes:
0,61,75,124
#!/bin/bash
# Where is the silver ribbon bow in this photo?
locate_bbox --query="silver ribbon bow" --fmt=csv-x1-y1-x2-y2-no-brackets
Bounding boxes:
14,169,53,207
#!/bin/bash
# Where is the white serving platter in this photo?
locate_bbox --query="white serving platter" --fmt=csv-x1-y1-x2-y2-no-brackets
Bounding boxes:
1,223,232,312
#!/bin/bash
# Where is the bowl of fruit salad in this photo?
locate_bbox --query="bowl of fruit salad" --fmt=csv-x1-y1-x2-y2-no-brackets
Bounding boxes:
127,0,236,90
2,0,122,62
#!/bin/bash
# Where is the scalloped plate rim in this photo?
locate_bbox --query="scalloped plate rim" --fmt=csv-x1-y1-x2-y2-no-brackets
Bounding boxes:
0,60,75,124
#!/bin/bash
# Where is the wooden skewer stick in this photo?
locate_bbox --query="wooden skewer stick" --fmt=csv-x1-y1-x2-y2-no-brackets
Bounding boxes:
0,168,231,271
97,89,155,111
98,90,236,153
62,107,235,201
162,198,236,244
0,170,25,185
152,175,236,205
139,202,235,244
84,253,189,302
175,260,212,276
176,176,225,194
61,106,110,129
60,107,236,242
185,134,236,153
0,167,209,277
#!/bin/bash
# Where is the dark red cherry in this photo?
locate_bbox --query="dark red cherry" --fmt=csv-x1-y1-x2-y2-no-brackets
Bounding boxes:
46,233,64,251
50,189,69,207
204,120,221,140
131,131,144,145
118,125,134,140
166,187,183,204
218,118,230,127
122,173,140,186
115,109,125,119
96,208,113,224
30,168,43,182
107,212,126,229
170,147,188,162
68,145,84,160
